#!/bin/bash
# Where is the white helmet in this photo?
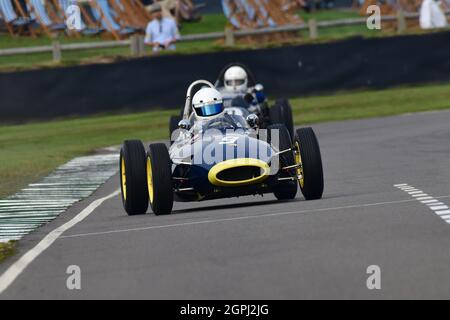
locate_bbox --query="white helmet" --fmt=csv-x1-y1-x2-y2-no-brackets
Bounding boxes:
224,66,248,92
192,87,224,120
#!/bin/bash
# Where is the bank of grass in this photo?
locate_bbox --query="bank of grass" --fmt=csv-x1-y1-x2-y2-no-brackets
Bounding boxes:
0,242,16,263
0,9,409,71
1,82,450,198
290,83,450,124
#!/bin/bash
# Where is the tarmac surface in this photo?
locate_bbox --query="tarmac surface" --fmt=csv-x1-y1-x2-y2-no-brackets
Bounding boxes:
1,110,450,299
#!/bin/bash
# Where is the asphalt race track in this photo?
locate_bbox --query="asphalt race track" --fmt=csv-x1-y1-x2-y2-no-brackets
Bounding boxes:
1,110,450,299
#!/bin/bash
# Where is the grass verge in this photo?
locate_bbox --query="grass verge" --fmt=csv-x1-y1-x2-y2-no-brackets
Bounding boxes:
0,242,16,263
0,82,450,198
0,10,434,71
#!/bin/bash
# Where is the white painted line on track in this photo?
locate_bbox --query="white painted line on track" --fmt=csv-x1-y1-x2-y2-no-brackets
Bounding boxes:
430,206,449,211
59,194,450,240
421,200,438,204
417,197,433,200
395,184,450,224
0,189,120,296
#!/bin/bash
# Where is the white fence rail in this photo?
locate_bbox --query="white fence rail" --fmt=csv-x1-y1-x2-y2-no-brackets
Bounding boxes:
0,11,449,61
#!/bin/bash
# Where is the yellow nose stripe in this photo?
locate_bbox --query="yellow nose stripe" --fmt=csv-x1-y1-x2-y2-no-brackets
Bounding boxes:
208,158,270,187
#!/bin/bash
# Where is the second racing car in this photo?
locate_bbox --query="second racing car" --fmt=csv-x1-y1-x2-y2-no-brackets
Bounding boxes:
169,63,295,142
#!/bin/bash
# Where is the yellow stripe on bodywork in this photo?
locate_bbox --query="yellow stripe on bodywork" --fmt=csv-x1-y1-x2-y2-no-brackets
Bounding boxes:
208,158,270,187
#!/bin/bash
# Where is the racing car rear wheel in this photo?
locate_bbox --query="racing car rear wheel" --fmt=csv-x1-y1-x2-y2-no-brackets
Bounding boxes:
270,99,294,141
147,143,174,215
120,140,149,215
294,128,324,200
169,115,182,144
268,124,298,200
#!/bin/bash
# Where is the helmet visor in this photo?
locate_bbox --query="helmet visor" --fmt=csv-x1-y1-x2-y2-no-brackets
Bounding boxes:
194,102,224,117
226,79,245,87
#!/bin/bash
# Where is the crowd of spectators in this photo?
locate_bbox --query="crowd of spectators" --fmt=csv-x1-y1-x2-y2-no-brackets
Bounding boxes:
0,0,448,53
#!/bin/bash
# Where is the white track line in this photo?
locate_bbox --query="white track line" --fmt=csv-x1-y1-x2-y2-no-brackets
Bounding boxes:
395,184,450,224
417,197,433,200
412,193,428,197
421,200,438,204
0,189,120,296
60,195,450,240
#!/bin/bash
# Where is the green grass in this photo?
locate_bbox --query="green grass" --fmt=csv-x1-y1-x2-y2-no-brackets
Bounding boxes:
290,83,450,124
0,9,426,71
298,8,361,21
0,242,16,263
0,109,174,198
0,13,228,71
180,13,228,35
1,82,450,198
0,13,227,49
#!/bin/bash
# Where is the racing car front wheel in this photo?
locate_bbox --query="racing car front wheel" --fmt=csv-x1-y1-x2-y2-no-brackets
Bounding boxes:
270,99,294,141
147,143,174,215
268,124,298,200
120,140,149,215
294,128,324,200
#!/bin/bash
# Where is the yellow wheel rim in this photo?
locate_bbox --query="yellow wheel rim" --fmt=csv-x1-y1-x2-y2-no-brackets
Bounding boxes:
295,141,305,188
146,157,154,203
121,157,127,201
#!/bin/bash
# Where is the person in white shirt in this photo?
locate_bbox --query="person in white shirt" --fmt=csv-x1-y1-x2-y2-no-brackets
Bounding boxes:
420,0,448,29
144,4,180,52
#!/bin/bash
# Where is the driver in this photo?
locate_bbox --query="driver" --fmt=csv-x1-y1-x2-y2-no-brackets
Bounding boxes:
223,66,248,94
220,66,266,110
191,87,246,132
192,87,225,122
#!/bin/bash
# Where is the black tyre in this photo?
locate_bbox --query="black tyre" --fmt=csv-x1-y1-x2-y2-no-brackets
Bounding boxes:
147,143,174,215
169,115,182,143
120,140,149,215
267,124,298,200
270,98,294,141
294,127,324,200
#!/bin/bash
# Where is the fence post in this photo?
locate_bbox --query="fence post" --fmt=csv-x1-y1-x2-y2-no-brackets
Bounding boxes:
308,19,318,39
52,40,61,62
130,34,139,56
138,35,145,56
397,9,406,33
225,27,235,47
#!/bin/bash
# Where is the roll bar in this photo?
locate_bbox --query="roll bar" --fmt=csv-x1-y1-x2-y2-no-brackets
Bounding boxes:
183,80,215,119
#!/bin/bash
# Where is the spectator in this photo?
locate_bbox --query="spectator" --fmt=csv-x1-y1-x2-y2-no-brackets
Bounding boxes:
420,0,448,29
144,3,180,52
